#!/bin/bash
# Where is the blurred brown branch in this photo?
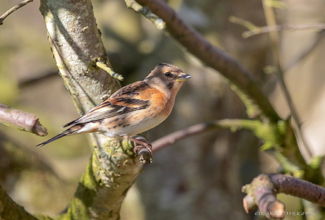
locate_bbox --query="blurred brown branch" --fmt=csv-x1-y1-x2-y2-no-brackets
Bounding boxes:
242,174,325,219
0,184,38,220
0,0,33,25
18,70,58,88
152,119,252,153
152,121,219,153
0,103,47,136
135,0,281,123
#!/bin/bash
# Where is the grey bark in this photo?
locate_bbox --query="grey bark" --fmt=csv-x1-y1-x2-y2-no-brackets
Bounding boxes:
39,0,143,219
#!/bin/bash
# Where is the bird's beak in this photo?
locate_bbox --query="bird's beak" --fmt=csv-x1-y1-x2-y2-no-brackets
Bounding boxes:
176,73,192,82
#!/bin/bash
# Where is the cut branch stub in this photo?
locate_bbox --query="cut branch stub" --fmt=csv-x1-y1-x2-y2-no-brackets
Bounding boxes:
242,174,285,219
0,103,47,136
243,174,325,219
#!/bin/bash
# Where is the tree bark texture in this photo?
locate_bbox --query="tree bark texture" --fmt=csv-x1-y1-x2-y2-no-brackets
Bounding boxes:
39,0,143,219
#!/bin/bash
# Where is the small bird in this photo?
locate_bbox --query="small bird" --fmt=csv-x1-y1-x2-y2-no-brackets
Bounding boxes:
37,63,191,153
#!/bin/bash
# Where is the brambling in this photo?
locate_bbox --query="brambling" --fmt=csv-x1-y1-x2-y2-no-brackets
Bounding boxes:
37,63,191,156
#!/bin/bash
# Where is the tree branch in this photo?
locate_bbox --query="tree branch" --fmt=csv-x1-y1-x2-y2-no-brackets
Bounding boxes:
0,0,33,25
152,118,317,180
39,0,141,219
0,103,47,136
270,174,325,206
152,119,257,153
125,0,165,30
242,174,325,219
135,0,280,123
244,24,325,38
93,58,124,81
0,184,38,220
18,70,59,88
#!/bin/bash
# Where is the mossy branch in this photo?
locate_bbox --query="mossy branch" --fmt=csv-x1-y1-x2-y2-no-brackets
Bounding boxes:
38,0,143,219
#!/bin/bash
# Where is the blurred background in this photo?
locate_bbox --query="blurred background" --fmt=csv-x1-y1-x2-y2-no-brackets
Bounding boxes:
1,0,325,219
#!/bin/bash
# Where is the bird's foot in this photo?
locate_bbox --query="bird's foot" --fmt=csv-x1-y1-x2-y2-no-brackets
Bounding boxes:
128,136,153,164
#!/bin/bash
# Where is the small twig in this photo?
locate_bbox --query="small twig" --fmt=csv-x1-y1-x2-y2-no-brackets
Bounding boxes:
0,0,33,25
242,174,325,219
243,24,325,38
95,61,124,81
125,0,165,30
230,16,325,38
229,16,259,33
270,149,304,178
262,0,282,66
229,19,325,72
0,103,47,136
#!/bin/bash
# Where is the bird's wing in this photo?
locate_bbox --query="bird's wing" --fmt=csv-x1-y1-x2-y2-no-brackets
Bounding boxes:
63,81,160,127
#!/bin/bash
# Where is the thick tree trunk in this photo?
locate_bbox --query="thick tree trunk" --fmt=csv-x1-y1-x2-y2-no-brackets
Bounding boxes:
39,0,143,219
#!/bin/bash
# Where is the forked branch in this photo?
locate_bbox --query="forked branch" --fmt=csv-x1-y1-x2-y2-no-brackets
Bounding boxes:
242,174,325,219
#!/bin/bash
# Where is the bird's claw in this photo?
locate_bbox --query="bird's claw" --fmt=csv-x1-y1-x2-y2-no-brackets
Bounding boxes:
131,136,153,164
137,147,153,165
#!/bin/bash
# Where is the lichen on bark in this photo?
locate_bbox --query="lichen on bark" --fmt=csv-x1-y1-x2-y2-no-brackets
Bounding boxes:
39,0,143,219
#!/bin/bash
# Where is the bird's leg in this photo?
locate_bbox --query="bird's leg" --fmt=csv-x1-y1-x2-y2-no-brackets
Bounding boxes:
130,136,153,154
127,136,153,164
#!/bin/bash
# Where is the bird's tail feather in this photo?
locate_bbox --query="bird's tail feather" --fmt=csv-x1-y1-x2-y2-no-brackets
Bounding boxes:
36,125,82,147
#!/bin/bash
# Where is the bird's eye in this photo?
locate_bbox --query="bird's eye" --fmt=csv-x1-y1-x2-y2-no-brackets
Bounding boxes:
164,72,172,77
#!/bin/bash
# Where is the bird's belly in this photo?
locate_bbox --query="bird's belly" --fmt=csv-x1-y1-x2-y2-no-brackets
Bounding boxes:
100,113,168,137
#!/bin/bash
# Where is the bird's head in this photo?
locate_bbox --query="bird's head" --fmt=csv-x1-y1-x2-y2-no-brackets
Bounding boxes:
145,63,191,95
